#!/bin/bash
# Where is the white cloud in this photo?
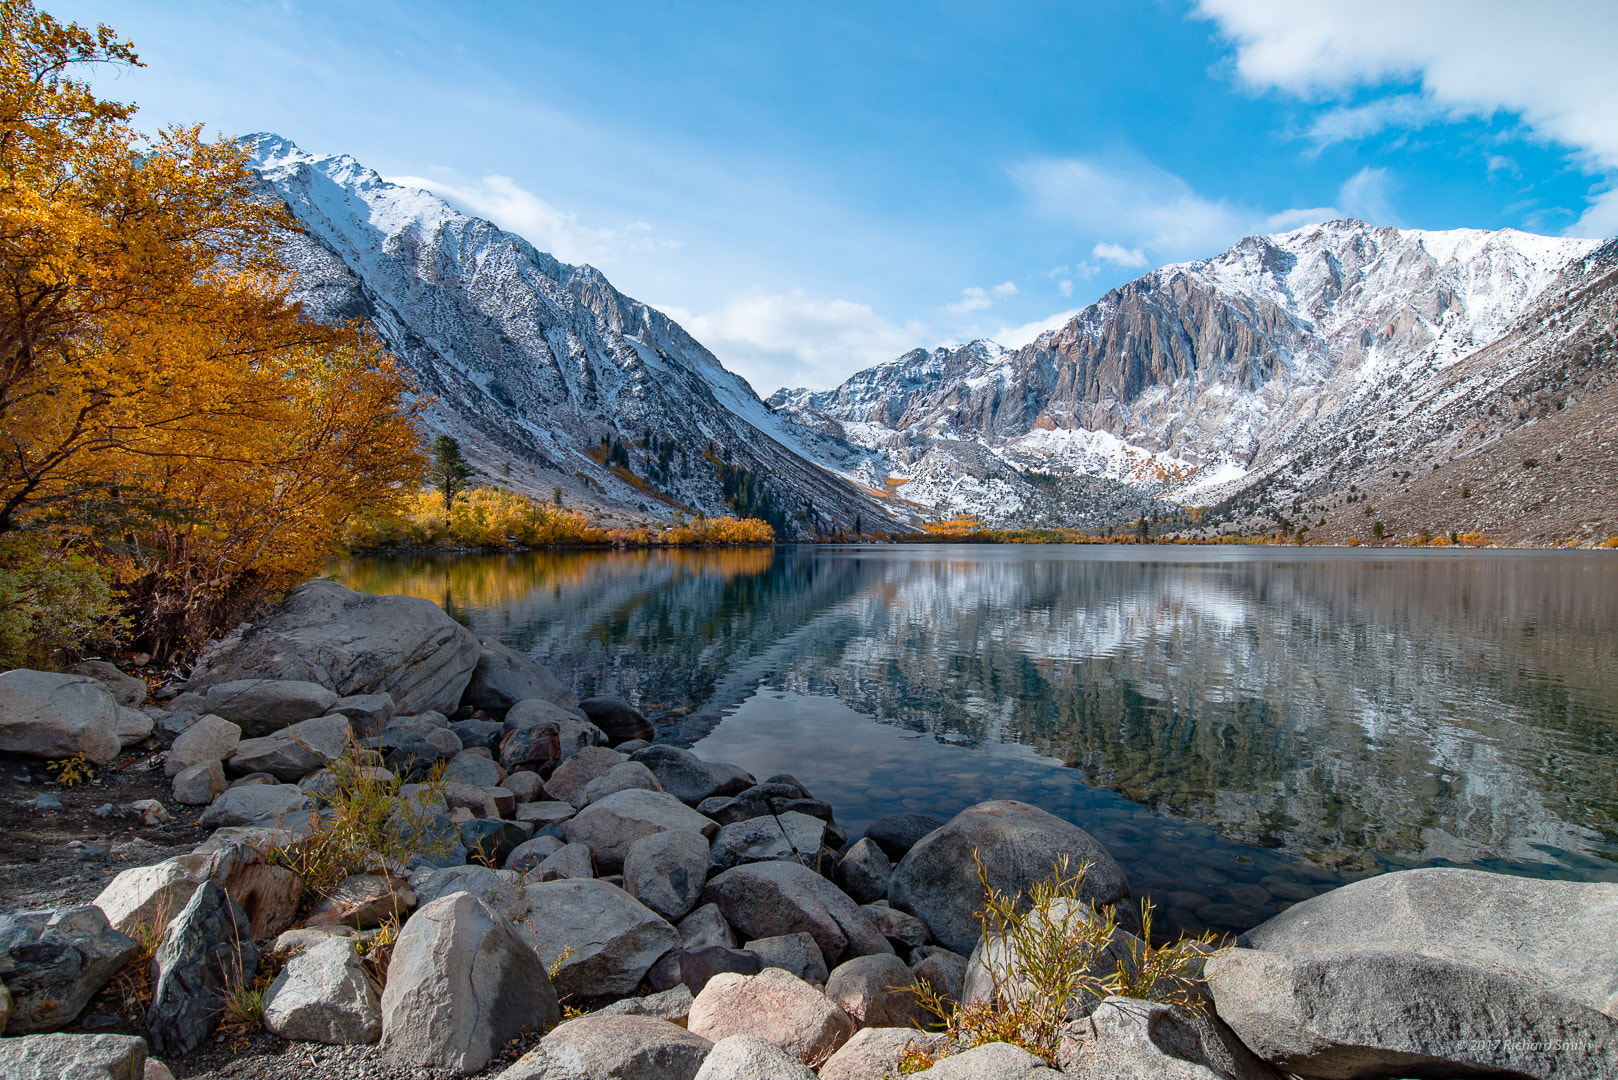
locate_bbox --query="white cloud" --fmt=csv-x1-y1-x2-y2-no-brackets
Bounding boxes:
1337,166,1401,225
388,172,676,266
668,289,924,393
991,281,1019,297
1091,242,1148,268
946,286,994,314
1304,94,1449,151
1057,279,1073,297
1013,154,1336,261
993,309,1081,350
1193,0,1618,236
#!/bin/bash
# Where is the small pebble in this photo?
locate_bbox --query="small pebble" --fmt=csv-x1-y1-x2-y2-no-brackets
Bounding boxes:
33,792,63,810
93,802,115,818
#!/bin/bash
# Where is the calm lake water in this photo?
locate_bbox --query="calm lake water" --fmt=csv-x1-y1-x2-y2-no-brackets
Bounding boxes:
335,545,1618,936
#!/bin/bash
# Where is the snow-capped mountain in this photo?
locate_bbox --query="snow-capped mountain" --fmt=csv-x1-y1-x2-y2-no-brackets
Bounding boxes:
247,135,902,538
772,219,1612,531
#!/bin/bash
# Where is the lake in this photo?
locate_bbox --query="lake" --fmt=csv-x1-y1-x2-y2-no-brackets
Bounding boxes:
334,544,1618,937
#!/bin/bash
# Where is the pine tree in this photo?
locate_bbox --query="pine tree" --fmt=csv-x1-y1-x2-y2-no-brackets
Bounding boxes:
430,434,473,511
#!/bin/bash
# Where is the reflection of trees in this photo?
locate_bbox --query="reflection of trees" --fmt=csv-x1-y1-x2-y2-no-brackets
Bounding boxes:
337,549,1618,872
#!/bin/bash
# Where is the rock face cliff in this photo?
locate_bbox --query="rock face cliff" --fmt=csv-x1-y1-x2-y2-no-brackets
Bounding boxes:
247,134,901,538
773,220,1616,540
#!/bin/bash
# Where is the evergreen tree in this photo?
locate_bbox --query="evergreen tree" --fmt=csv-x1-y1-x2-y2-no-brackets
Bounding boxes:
430,434,473,511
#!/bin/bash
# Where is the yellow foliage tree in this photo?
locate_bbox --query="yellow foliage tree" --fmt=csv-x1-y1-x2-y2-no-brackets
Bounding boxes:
0,1,423,657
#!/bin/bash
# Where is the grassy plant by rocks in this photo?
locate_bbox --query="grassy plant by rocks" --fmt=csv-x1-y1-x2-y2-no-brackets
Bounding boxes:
267,741,450,903
901,854,1219,1070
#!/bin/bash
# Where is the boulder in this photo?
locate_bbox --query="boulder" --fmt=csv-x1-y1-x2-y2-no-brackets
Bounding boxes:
819,1027,930,1080
380,725,464,779
679,903,738,950
503,697,579,732
703,861,894,968
506,834,566,874
630,746,755,806
68,660,148,707
262,935,382,1045
745,933,828,985
146,881,256,1057
1057,996,1282,1080
461,819,532,866
463,638,577,712
825,955,925,1029
688,967,854,1065
164,714,241,776
591,984,694,1025
623,830,710,922
500,721,562,774
187,578,480,715
860,904,928,949
888,801,1135,956
1204,867,1618,1080
575,760,663,807
198,782,310,828
516,800,577,826
534,842,595,882
564,788,719,873
201,679,339,738
171,759,227,805
709,812,827,874
443,752,504,788
495,1014,711,1080
543,745,625,803
115,706,153,748
0,1033,148,1080
227,713,351,782
407,865,529,922
648,945,763,996
694,1035,818,1080
862,813,946,863
909,949,967,1008
504,769,544,802
908,1042,1056,1079
0,906,136,1033
698,778,835,827
380,891,559,1075
837,839,892,905
306,872,415,929
521,879,681,999
577,695,654,744
443,782,501,820
449,719,504,754
93,856,207,937
0,670,120,766
329,692,395,737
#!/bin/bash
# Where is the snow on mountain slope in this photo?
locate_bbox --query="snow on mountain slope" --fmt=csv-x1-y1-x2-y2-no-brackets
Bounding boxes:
247,134,901,537
772,219,1605,527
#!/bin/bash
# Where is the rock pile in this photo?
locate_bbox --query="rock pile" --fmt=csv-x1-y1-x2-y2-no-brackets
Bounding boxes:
2,577,1614,1080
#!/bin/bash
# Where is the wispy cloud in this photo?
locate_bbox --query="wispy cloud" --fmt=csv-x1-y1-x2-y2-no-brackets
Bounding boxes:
1304,94,1448,153
1091,242,1148,268
994,309,1080,350
665,289,924,393
946,286,994,314
1193,0,1618,237
389,172,678,266
1337,166,1401,224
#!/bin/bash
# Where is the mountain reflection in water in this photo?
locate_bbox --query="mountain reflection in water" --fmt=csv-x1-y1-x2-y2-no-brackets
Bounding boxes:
336,545,1618,934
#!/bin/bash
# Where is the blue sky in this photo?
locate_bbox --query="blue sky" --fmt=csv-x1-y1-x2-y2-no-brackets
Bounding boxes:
62,1,1618,395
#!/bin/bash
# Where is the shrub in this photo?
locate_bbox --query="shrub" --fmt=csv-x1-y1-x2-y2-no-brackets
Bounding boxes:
0,535,121,669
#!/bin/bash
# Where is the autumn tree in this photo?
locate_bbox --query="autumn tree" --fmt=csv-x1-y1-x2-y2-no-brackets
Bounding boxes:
0,1,424,658
430,435,473,511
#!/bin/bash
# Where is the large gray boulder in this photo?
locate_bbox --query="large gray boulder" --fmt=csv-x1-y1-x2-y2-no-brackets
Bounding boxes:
564,788,719,873
709,812,827,874
825,954,926,1030
0,670,120,765
544,745,626,803
407,865,529,922
819,1027,930,1080
187,577,479,716
0,1033,148,1080
745,933,827,985
688,968,854,1066
93,855,209,937
694,1035,817,1080
496,1014,713,1080
1057,997,1282,1080
703,861,894,968
227,713,351,781
623,830,710,922
888,801,1135,956
114,706,153,748
262,935,382,1045
380,891,559,1075
520,879,681,999
201,679,339,737
0,906,136,1033
463,637,577,712
836,838,892,905
198,782,311,828
574,760,664,808
165,714,241,776
908,1042,1057,1079
146,881,257,1057
330,692,395,736
629,746,754,806
1204,867,1618,1080
68,660,147,707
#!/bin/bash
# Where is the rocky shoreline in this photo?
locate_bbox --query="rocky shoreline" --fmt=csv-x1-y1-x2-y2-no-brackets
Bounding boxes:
1,577,1615,1080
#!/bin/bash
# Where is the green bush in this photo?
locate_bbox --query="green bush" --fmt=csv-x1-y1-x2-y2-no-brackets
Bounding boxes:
0,536,122,669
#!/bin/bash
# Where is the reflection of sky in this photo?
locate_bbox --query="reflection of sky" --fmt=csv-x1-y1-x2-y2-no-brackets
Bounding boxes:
339,546,1618,884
